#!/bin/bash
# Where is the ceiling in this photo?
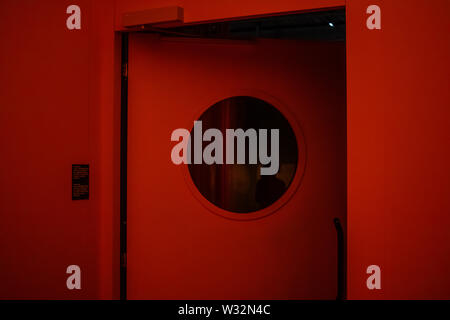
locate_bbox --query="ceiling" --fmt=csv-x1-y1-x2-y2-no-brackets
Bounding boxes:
147,9,346,41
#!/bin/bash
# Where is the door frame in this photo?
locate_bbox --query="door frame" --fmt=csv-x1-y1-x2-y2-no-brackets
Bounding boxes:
119,8,348,300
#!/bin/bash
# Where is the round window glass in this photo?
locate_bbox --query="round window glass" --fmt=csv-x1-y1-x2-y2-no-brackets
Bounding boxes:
188,96,298,213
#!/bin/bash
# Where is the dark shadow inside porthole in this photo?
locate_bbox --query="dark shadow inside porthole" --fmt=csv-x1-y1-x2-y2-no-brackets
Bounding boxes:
188,96,298,213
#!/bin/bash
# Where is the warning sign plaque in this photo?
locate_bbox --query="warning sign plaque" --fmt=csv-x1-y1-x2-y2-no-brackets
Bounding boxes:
72,164,89,200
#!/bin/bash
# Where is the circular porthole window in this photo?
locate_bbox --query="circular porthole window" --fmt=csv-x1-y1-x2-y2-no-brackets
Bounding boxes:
188,96,302,214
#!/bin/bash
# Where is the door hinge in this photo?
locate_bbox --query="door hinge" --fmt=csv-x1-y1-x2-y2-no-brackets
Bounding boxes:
121,252,127,268
122,62,128,78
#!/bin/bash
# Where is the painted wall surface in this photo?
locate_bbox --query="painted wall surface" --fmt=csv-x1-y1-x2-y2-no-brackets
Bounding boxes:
347,0,450,299
0,0,95,299
0,0,120,299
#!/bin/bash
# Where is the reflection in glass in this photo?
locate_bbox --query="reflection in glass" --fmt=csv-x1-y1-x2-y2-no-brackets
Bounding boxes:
188,96,298,213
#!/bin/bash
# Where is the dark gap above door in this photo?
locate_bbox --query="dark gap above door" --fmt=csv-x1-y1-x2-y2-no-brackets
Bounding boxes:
142,9,345,41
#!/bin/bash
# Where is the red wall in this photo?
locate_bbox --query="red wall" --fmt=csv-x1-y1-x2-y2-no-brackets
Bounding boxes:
347,0,450,299
1,0,449,300
0,0,95,299
0,0,121,299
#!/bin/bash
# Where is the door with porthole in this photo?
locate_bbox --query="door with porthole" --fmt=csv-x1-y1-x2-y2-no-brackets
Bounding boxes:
127,34,347,299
